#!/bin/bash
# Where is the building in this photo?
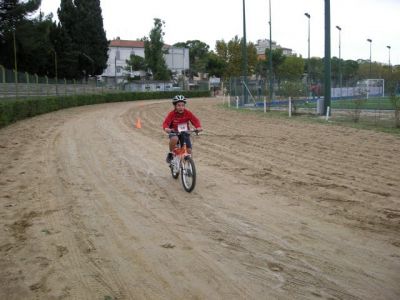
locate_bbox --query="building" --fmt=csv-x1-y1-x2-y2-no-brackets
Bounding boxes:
255,39,293,60
101,38,189,84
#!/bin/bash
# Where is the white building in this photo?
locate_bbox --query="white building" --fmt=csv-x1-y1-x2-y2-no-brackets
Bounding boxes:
101,38,190,83
255,39,293,59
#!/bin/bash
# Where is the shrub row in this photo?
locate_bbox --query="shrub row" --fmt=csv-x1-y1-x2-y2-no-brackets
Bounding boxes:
0,90,210,128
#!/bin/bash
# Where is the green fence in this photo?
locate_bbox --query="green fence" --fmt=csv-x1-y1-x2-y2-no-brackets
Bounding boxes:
0,65,116,99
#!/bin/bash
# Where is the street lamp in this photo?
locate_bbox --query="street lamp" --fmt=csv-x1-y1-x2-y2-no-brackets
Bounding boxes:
304,12,311,90
367,38,372,78
336,25,342,98
387,45,391,70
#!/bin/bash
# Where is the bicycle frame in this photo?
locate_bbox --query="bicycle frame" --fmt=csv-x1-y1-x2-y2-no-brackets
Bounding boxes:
169,130,198,192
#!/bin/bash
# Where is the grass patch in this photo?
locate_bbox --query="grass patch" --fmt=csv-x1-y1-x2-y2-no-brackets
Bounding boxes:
219,103,400,136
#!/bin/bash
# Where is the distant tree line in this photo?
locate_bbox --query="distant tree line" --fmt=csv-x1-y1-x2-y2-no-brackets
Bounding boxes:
124,17,400,88
1,3,398,85
0,0,108,80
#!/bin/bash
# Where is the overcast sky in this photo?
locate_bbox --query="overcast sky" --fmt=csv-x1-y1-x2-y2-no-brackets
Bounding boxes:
39,0,399,65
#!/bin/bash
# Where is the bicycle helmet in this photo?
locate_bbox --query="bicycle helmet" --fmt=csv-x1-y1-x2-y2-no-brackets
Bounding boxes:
172,95,187,105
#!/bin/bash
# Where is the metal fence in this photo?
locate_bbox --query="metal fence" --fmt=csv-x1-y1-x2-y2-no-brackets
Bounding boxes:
0,65,211,99
226,77,399,129
0,65,116,98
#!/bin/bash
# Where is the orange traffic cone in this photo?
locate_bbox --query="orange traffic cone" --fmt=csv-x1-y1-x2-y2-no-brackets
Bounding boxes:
135,118,142,129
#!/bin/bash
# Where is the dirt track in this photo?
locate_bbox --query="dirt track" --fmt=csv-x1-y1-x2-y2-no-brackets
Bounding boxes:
0,98,399,299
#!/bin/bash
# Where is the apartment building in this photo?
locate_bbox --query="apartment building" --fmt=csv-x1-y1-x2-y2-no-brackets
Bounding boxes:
101,38,189,83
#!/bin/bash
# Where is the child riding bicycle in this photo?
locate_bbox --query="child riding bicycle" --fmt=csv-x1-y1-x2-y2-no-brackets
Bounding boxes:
162,95,203,163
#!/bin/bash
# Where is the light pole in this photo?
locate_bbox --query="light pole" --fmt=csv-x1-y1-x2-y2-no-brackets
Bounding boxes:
367,38,372,78
304,12,311,91
323,0,331,115
13,30,18,98
387,45,391,71
53,50,58,95
336,25,342,98
242,0,248,103
268,0,273,105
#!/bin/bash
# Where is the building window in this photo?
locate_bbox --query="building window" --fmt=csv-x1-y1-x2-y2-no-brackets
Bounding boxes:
116,66,122,74
130,50,135,57
116,49,120,60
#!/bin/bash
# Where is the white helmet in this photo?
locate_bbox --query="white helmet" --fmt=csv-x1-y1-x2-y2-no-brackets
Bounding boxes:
172,95,187,105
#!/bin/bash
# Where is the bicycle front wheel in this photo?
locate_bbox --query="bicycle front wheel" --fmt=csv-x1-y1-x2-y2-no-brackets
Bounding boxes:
181,156,196,193
170,162,179,179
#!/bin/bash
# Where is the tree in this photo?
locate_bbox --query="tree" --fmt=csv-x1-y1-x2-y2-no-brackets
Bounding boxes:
174,40,210,77
215,36,257,79
57,0,108,79
125,54,146,80
0,0,41,35
342,59,359,85
144,18,170,80
74,0,108,76
0,0,42,70
277,55,304,81
126,54,146,71
225,36,242,77
206,52,226,78
15,13,55,76
247,42,258,75
266,48,285,78
308,57,324,83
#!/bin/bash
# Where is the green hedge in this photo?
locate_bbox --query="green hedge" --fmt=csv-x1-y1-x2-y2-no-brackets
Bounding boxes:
0,90,210,128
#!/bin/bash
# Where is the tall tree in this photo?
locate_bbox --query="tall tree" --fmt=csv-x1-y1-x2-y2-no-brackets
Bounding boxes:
144,18,170,80
74,0,108,76
0,0,41,35
57,0,108,79
57,0,80,78
215,37,257,79
206,52,226,78
277,55,304,81
174,40,210,77
125,54,146,72
265,48,285,78
0,0,42,69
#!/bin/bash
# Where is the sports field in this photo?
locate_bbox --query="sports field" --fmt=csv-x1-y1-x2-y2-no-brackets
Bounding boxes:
0,98,399,299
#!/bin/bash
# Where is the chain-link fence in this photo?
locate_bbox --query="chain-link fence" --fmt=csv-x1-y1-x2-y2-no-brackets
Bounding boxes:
226,76,400,129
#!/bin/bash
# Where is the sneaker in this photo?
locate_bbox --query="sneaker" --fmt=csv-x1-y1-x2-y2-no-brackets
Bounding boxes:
166,152,173,164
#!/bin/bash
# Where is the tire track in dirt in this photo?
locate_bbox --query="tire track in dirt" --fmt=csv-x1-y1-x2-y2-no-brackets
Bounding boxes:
1,98,399,299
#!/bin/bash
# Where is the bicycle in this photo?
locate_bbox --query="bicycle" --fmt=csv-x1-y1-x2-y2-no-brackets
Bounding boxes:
168,130,199,193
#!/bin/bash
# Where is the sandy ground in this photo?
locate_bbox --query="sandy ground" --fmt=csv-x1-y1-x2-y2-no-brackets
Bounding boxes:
0,98,399,300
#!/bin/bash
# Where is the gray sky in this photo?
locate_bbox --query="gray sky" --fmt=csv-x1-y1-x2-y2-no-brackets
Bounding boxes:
39,0,399,65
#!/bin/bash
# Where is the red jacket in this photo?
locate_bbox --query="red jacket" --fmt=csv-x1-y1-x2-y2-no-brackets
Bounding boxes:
162,109,201,132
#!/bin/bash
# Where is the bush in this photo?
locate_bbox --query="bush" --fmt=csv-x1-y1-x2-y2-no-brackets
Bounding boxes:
0,90,210,128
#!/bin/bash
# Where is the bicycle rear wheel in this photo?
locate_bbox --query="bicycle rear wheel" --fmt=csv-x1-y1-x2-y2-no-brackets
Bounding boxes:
181,156,196,192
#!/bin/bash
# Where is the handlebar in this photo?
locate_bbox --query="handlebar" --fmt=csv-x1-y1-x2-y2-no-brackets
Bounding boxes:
169,129,201,136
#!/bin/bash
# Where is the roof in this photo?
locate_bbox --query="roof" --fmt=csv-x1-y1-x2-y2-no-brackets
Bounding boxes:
110,39,172,49
110,39,145,48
